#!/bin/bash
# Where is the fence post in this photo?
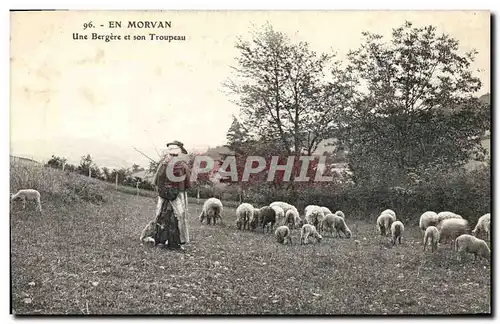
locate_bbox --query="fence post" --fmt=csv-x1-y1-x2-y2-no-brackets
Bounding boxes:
115,174,118,190
136,181,140,197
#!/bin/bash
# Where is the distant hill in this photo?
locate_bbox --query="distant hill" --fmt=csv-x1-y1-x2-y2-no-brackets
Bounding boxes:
10,155,41,166
479,93,490,105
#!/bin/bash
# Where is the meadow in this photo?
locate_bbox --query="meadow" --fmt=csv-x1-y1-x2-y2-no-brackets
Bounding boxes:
10,161,491,315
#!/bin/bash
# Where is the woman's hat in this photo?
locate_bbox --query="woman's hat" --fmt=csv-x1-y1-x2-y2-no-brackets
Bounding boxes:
166,141,187,154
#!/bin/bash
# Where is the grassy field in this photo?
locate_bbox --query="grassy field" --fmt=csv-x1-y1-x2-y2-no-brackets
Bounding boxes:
10,163,491,315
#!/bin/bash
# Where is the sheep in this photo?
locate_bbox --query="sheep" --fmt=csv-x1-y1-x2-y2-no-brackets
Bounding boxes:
270,205,285,226
284,209,303,229
10,189,42,212
381,209,396,219
437,211,462,223
454,234,490,262
376,213,395,236
270,201,299,215
235,203,254,230
472,213,490,241
300,224,322,245
259,206,276,233
322,213,352,238
321,206,333,216
419,211,439,232
199,198,223,225
305,205,325,232
275,225,292,245
437,218,469,246
249,207,261,230
139,220,157,246
391,221,404,245
423,226,440,252
334,210,345,219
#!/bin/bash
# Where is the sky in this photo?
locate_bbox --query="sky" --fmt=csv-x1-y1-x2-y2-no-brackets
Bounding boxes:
9,10,490,170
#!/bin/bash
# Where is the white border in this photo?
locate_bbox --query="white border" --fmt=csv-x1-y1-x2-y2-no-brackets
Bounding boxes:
3,1,497,323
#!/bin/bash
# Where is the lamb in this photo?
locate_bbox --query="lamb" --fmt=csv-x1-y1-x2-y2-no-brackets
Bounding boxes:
300,224,322,245
437,218,469,246
284,209,303,229
275,225,292,245
472,213,490,241
270,205,285,226
334,210,345,219
322,214,351,238
140,220,157,246
423,226,439,252
10,189,42,212
419,211,439,232
305,205,325,232
391,221,404,245
437,211,462,223
376,213,395,236
199,198,223,225
454,234,490,262
235,203,254,230
249,207,261,230
259,206,276,233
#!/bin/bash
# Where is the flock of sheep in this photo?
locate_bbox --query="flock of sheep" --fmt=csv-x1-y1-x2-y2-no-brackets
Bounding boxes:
11,188,490,263
199,197,491,262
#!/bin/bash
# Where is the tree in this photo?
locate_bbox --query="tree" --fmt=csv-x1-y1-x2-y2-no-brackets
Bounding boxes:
46,155,67,169
132,164,141,173
343,21,489,185
225,115,255,155
223,23,355,158
77,154,93,176
101,167,111,182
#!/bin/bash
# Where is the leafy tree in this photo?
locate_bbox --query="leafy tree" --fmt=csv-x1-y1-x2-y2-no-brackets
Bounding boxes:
77,154,93,176
343,21,489,185
223,23,355,158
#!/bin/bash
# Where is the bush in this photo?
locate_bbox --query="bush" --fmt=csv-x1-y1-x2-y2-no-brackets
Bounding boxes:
213,165,490,226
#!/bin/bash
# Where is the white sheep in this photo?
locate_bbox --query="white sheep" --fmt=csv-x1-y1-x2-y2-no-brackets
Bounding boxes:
275,225,292,245
284,209,303,229
235,203,254,230
322,213,351,238
454,234,490,262
381,209,396,219
437,218,469,246
419,211,439,232
249,207,261,230
391,221,404,245
270,205,285,226
270,201,299,215
376,213,395,236
300,224,322,245
472,213,490,241
334,210,345,219
305,205,325,232
10,189,42,212
437,211,462,223
321,206,333,215
423,226,439,252
199,197,223,225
